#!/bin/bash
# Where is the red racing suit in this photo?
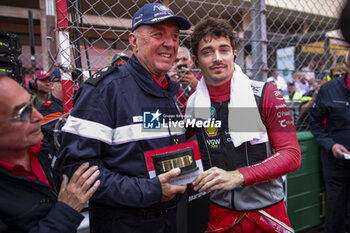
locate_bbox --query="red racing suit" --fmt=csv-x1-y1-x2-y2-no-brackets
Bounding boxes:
193,81,301,232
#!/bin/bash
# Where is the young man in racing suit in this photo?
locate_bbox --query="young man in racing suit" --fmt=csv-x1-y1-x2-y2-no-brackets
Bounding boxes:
186,17,301,232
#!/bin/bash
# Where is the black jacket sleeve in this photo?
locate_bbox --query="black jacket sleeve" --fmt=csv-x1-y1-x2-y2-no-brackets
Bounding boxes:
309,85,336,152
27,202,83,233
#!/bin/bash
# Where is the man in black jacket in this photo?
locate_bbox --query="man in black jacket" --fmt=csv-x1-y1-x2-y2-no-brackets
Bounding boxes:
309,50,350,233
39,68,64,160
0,76,100,232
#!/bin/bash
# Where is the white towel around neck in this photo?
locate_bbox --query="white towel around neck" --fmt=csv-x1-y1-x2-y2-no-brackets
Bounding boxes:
185,64,268,147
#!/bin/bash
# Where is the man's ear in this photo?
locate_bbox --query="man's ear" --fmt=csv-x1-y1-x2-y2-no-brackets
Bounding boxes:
192,55,198,66
129,33,137,52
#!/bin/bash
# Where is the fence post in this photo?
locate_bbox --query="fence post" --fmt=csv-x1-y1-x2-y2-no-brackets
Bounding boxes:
250,0,267,81
56,0,73,114
44,0,57,70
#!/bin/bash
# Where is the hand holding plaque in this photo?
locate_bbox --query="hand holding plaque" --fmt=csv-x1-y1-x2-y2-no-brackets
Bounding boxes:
158,168,186,202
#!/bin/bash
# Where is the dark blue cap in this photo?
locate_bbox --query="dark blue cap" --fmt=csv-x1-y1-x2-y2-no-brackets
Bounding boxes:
50,69,61,82
111,53,129,65
131,3,191,32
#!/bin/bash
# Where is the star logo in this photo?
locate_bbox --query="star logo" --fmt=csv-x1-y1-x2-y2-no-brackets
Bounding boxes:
150,109,162,123
143,110,162,129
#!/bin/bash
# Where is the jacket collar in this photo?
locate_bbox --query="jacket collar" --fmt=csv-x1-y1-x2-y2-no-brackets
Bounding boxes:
127,55,179,97
333,73,350,91
50,95,63,110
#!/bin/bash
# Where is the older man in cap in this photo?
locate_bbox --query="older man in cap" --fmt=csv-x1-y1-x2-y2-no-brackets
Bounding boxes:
55,3,191,233
111,52,129,67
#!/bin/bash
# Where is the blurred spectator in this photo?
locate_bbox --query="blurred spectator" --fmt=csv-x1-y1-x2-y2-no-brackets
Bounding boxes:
111,53,129,67
284,81,302,101
73,80,80,96
267,69,287,94
302,60,316,84
309,50,350,233
296,75,328,131
294,71,312,95
169,46,200,92
39,69,64,160
328,62,346,80
168,46,201,112
29,70,51,109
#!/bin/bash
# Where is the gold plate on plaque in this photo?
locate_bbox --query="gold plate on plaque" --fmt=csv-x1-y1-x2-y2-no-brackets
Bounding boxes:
152,147,198,175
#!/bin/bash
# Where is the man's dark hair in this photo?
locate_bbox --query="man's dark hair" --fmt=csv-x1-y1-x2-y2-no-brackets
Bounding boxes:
190,17,236,58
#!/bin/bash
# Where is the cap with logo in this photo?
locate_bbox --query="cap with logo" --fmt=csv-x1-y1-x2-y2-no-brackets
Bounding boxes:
50,69,61,82
34,70,50,80
131,3,191,32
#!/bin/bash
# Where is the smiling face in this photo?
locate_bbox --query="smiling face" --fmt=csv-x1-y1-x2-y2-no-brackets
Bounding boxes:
129,20,180,80
0,77,43,153
194,36,235,86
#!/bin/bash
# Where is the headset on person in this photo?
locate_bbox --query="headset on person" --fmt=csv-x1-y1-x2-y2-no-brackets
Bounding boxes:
28,78,37,90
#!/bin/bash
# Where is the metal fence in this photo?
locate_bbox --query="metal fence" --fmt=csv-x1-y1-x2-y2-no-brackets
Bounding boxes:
50,0,347,130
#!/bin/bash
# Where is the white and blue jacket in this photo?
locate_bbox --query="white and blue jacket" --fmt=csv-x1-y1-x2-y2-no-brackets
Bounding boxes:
56,55,186,215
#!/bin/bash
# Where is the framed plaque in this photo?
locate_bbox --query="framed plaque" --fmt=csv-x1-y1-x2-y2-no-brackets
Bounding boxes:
151,147,198,176
144,140,203,185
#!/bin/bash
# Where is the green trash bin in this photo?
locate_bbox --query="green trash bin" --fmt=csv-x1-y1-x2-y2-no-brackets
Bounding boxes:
287,131,325,232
